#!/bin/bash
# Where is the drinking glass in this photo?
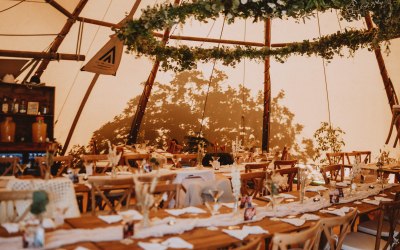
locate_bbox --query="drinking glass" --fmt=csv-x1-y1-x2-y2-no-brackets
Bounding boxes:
209,189,224,203
211,156,220,162
172,155,181,168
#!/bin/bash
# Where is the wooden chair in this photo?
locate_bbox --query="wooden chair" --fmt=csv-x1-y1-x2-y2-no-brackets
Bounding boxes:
240,171,266,198
0,190,34,222
151,183,181,209
326,152,345,165
35,155,73,177
345,152,362,165
88,177,134,215
0,157,19,176
136,173,176,183
273,160,297,170
124,153,150,169
342,200,400,250
245,163,269,173
271,221,322,250
320,208,358,250
234,236,263,250
353,151,372,164
320,164,344,184
81,154,111,173
174,153,197,167
274,167,299,192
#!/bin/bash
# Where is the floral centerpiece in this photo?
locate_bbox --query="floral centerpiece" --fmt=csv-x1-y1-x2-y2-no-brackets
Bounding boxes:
265,170,288,210
298,165,312,204
132,175,157,227
107,141,122,178
231,166,241,214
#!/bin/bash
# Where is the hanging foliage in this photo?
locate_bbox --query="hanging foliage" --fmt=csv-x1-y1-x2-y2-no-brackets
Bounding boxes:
115,0,400,71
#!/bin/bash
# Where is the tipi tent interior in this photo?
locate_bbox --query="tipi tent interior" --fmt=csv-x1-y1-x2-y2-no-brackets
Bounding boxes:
0,0,399,159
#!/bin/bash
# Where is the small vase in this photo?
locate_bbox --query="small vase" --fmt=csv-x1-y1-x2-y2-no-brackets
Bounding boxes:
111,166,117,178
141,208,151,228
0,116,16,142
299,183,305,204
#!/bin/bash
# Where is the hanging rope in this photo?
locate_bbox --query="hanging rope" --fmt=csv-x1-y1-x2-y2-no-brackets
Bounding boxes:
316,11,332,127
199,17,226,135
75,20,84,58
55,0,114,125
241,19,247,141
0,0,26,13
0,33,58,36
334,10,343,32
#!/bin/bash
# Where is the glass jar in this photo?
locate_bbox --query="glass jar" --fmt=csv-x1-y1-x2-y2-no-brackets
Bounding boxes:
32,116,47,143
0,116,16,142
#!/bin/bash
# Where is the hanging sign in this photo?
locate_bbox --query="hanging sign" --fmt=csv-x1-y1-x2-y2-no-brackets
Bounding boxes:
81,35,123,76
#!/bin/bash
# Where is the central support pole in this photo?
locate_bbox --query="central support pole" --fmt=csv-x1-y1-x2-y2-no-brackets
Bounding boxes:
262,18,272,152
127,0,181,145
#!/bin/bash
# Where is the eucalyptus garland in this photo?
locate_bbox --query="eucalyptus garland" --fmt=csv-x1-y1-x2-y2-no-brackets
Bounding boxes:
116,0,400,71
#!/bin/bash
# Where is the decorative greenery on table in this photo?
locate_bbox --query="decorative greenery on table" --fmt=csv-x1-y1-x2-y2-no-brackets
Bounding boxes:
116,0,400,71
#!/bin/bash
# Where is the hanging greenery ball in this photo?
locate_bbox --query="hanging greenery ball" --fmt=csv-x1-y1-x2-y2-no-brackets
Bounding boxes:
115,0,400,72
30,190,49,215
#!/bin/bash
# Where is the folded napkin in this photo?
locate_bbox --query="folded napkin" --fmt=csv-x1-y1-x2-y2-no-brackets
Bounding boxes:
166,206,206,216
299,214,320,221
362,199,381,206
222,226,269,240
306,186,328,192
1,223,19,233
74,247,90,250
221,203,235,208
374,196,393,202
320,206,352,216
280,218,306,226
336,182,348,187
138,237,193,250
98,215,122,224
138,242,167,250
119,210,144,220
265,193,296,200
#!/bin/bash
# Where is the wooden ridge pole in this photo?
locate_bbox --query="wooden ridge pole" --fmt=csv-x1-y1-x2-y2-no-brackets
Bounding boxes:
262,18,272,152
127,0,181,145
35,0,89,78
0,50,85,61
60,0,143,155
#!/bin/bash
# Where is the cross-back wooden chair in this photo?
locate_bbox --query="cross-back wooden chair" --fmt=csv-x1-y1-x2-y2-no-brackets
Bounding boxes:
0,190,34,222
271,221,322,250
353,151,372,164
35,155,73,177
244,163,269,173
88,177,134,215
174,153,197,167
345,152,362,165
240,171,266,198
81,154,111,173
320,208,358,250
136,173,177,183
150,183,181,209
0,157,19,176
234,236,263,250
124,153,150,169
273,160,297,170
320,164,344,184
342,200,400,250
326,152,345,165
274,167,300,192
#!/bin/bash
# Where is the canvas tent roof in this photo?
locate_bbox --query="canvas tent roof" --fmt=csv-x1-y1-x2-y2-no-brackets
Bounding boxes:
0,0,399,155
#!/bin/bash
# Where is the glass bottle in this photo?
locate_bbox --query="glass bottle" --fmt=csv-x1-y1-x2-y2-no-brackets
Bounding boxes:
11,98,19,113
19,99,27,114
1,97,9,113
32,116,47,143
0,117,16,142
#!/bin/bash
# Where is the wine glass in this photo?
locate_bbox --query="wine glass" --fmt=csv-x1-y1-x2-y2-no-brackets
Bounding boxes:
134,143,141,152
211,156,220,162
162,143,169,152
209,189,224,203
17,163,30,175
171,155,181,168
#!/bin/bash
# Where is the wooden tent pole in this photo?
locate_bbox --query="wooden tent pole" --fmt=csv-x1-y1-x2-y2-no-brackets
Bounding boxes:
262,18,272,152
60,0,143,155
61,73,99,155
0,50,85,61
35,0,89,78
127,0,181,144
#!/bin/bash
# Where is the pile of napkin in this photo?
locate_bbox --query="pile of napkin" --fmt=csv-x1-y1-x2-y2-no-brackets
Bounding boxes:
138,237,193,250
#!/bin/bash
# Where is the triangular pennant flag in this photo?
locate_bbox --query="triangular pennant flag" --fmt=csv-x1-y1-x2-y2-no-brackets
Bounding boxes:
81,35,123,76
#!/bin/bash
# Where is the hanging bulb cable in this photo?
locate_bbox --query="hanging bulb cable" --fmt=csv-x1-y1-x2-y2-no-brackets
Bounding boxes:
316,11,332,127
241,19,247,143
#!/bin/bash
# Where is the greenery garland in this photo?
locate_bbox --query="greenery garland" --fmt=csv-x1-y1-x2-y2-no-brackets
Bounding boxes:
116,0,400,71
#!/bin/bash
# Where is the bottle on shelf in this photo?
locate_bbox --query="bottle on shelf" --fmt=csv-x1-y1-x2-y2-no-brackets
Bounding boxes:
32,115,47,143
41,103,49,115
11,98,19,113
0,116,16,142
1,97,9,113
19,99,27,114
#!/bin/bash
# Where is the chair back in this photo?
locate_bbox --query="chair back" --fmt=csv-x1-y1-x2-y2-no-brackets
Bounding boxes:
240,171,266,198
274,160,297,170
320,208,358,250
352,151,371,164
175,153,197,167
272,221,322,250
0,190,34,222
345,152,361,165
376,200,400,250
0,157,19,176
234,236,263,250
245,163,268,173
274,167,299,192
320,164,344,184
326,152,345,165
88,176,134,215
136,173,177,183
124,153,150,168
35,155,73,177
151,183,181,209
81,154,110,173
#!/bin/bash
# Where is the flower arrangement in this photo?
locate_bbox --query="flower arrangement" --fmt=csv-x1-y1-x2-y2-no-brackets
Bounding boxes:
132,175,158,227
231,166,241,213
116,0,400,72
107,141,122,177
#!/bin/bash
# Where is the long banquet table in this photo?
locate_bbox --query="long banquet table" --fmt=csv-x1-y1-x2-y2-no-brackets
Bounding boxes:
1,183,398,250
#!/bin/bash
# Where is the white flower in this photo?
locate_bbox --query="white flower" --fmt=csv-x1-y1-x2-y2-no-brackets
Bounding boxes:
281,10,287,16
240,0,248,4
267,3,276,9
277,0,286,6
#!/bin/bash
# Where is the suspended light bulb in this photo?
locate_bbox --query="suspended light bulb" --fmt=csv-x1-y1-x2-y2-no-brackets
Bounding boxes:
240,0,248,4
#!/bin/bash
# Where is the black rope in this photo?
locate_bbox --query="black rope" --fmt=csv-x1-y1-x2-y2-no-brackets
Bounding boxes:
0,33,58,36
0,0,27,13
